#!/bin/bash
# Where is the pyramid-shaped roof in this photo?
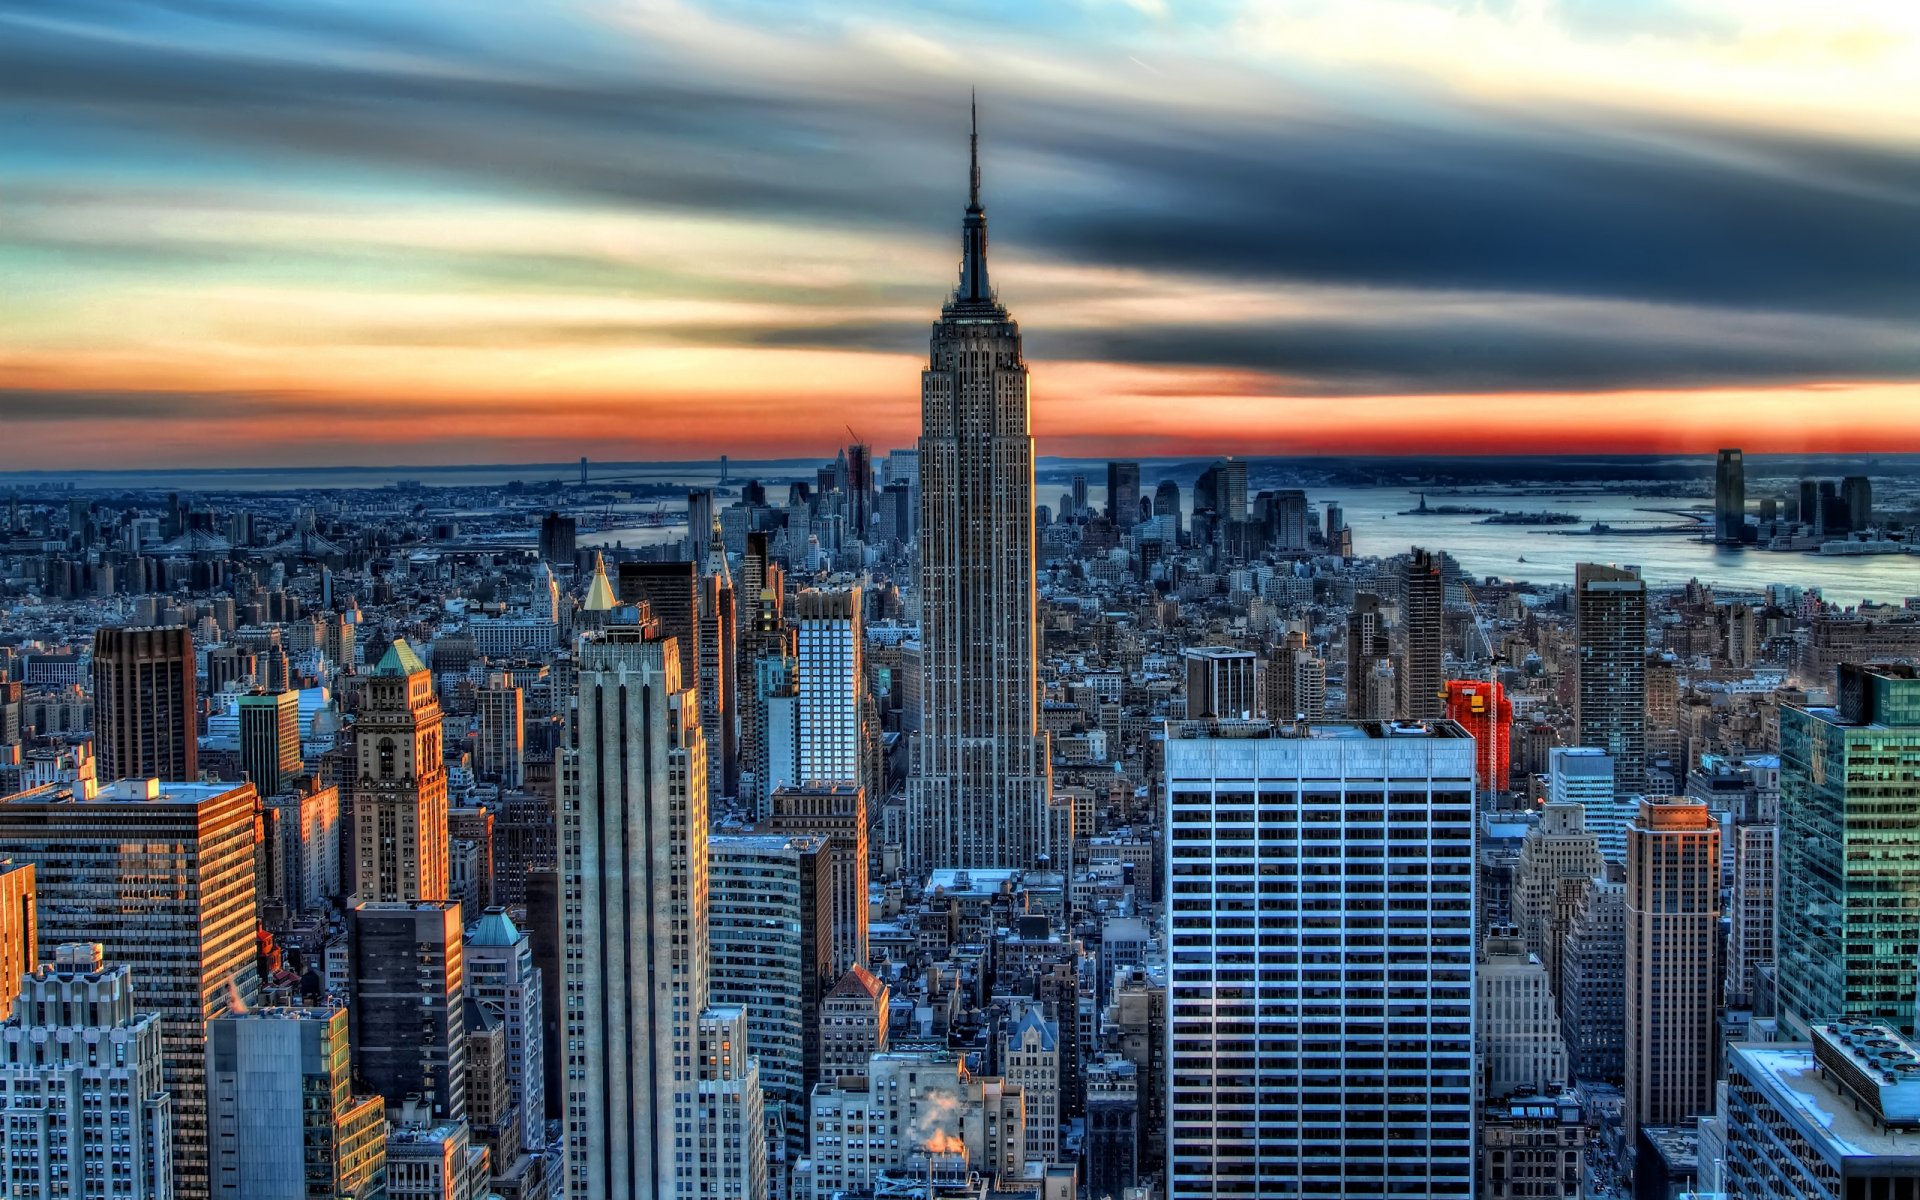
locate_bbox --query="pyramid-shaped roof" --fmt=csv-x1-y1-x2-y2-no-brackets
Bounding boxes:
373,639,427,676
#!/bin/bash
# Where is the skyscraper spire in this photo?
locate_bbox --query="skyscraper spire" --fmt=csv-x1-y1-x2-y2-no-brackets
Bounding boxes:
953,89,994,309
969,88,980,210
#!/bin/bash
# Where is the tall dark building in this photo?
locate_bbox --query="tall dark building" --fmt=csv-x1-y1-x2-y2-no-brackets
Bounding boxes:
237,689,301,797
846,442,874,540
537,511,576,564
1106,461,1140,529
1400,548,1445,720
91,624,197,783
1713,448,1745,545
905,102,1052,872
1842,474,1873,533
1796,478,1818,527
1574,563,1648,806
1346,593,1389,719
1153,479,1182,540
348,900,467,1119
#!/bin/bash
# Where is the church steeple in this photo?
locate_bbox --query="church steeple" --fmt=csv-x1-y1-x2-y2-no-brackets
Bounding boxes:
953,90,994,309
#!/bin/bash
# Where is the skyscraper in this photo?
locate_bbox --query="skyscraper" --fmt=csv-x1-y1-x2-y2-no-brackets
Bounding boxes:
238,689,301,797
1842,474,1873,532
475,673,526,789
768,784,867,979
1400,548,1445,719
700,530,740,801
907,104,1052,872
0,943,173,1200
91,624,198,783
1573,563,1647,806
0,859,34,1022
561,622,766,1199
353,640,448,903
1183,647,1257,720
1106,461,1140,529
464,907,545,1161
845,442,873,540
0,778,261,1200
1165,719,1477,1198
348,900,467,1120
1443,679,1511,792
1548,746,1622,863
1777,664,1920,1037
793,588,865,790
1714,448,1745,545
206,1005,387,1200
1345,592,1390,719
1153,479,1182,541
1623,799,1719,1138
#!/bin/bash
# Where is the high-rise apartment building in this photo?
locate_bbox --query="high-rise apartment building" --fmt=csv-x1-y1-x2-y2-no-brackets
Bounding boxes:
1400,548,1446,720
1778,663,1920,1037
1714,448,1745,544
1165,719,1477,1198
907,112,1052,872
708,833,833,1165
1182,647,1257,720
1573,563,1648,806
91,624,198,783
793,588,865,789
768,784,867,978
1106,461,1140,528
560,622,767,1199
206,1005,387,1200
538,511,576,565
348,901,467,1121
1624,799,1719,1138
238,689,301,797
354,640,448,903
1727,822,1776,1009
736,530,788,812
1549,746,1622,864
475,674,525,789
0,943,173,1200
0,778,260,1200
262,776,341,916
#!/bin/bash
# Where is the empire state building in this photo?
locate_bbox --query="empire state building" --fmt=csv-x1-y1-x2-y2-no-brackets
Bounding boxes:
906,103,1054,871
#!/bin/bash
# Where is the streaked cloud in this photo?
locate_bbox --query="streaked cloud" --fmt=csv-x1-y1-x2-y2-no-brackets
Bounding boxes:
1,0,1917,465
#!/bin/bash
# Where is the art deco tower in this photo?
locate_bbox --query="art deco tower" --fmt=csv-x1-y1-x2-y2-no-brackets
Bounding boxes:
907,101,1052,871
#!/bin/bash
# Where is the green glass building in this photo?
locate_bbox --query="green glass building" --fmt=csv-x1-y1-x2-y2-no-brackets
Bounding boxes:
1777,663,1920,1037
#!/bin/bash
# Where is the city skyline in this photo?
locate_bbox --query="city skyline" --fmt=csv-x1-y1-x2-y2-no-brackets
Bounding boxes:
6,1,1920,467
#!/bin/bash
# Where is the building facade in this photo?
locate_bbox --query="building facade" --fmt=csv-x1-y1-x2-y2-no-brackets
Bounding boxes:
1164,719,1477,1198
1624,799,1720,1137
91,625,197,783
1573,564,1648,807
353,640,449,903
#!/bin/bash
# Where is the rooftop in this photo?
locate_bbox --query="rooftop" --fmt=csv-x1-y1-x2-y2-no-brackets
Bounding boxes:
4,778,249,806
1733,1041,1920,1162
1167,718,1471,742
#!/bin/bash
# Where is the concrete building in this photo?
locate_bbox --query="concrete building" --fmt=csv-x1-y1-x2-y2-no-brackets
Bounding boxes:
353,640,449,903
1480,1092,1586,1200
1573,563,1648,807
709,833,833,1164
0,859,33,1021
262,776,341,916
1558,868,1627,1084
906,117,1053,872
1725,1022,1920,1199
0,943,172,1200
1479,928,1569,1101
1344,593,1390,720
348,901,467,1120
560,622,767,1199
475,674,526,789
1625,800,1720,1138
206,1005,387,1200
1084,1054,1140,1200
1778,664,1920,1037
802,1051,1024,1197
1728,822,1777,1009
1164,719,1477,1198
1511,803,1605,995
0,778,260,1200
1400,548,1446,720
818,964,889,1083
1182,647,1257,720
386,1106,489,1200
1003,1001,1060,1164
91,625,197,784
463,908,545,1160
793,588,866,790
768,784,867,977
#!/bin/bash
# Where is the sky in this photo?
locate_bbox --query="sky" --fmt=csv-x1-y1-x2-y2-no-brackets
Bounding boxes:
3,0,1919,469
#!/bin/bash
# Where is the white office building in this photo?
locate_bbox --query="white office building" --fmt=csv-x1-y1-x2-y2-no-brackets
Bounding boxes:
1165,719,1477,1198
794,588,864,789
1549,747,1622,863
